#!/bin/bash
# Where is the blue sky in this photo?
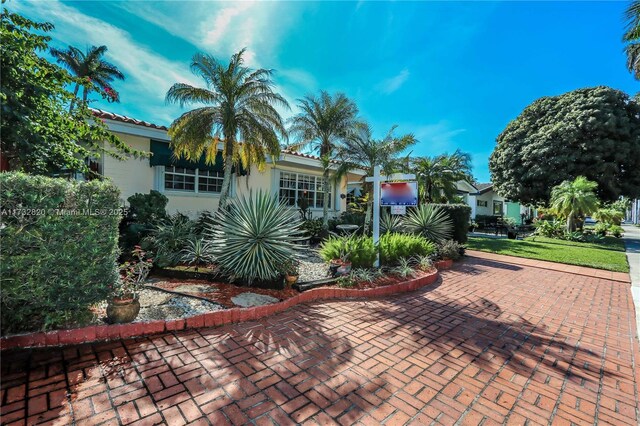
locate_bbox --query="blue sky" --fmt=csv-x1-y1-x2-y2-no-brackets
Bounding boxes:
11,0,638,182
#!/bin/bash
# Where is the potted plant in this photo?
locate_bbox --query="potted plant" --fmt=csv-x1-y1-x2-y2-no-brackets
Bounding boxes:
283,259,300,286
107,246,153,324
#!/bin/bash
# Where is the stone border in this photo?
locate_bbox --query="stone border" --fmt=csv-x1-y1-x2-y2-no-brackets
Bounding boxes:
0,261,452,351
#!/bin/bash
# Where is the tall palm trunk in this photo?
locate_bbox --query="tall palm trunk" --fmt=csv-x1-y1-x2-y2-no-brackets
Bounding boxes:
218,138,235,212
69,83,80,113
364,193,373,235
322,167,330,229
566,214,576,232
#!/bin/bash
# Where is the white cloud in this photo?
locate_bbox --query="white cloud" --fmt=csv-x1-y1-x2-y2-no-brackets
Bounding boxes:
377,69,410,94
412,121,466,154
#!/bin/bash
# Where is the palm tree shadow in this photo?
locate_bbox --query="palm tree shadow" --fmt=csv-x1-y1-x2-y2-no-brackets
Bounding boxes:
364,258,622,388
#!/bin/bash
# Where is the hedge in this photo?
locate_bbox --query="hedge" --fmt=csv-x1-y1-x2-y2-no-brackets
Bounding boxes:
429,203,471,243
0,172,121,335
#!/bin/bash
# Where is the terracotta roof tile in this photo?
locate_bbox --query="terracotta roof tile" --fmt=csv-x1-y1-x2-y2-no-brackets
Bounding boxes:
91,108,168,131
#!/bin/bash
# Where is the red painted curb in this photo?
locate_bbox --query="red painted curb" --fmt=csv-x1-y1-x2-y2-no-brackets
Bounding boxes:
0,267,443,351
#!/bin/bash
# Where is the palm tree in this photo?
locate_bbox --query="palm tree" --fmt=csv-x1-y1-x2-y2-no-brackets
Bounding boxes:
624,1,640,80
288,91,360,228
412,150,473,203
50,45,125,110
166,49,289,211
336,123,417,233
550,176,599,232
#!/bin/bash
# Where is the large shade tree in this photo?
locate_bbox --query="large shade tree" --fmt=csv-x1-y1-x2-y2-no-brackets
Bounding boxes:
489,86,640,204
412,150,473,203
288,91,360,228
550,176,599,232
51,45,125,110
336,123,417,232
0,9,140,175
624,1,640,80
166,49,289,211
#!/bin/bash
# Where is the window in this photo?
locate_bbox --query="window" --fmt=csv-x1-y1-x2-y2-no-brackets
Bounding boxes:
493,201,503,215
476,200,488,207
279,172,331,209
164,166,223,193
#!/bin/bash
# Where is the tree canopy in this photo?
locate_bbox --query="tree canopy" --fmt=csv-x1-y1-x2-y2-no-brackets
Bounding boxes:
412,150,473,204
0,9,141,175
489,86,640,205
624,1,640,80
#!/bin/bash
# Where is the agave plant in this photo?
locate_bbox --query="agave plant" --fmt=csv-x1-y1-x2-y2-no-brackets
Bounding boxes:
380,211,403,234
179,237,215,272
208,191,305,284
402,204,453,244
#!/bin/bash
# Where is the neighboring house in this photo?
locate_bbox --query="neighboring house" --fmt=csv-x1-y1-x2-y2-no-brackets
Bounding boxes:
94,109,366,217
629,199,640,225
457,181,534,224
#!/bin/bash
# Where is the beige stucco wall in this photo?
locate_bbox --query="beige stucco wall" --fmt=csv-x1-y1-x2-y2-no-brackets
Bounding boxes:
102,130,350,218
102,133,154,205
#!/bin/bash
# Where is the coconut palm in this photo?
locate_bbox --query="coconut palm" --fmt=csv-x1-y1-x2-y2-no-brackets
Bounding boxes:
624,1,640,80
550,176,599,232
336,123,417,233
288,91,360,228
50,45,125,110
166,49,289,211
412,150,473,203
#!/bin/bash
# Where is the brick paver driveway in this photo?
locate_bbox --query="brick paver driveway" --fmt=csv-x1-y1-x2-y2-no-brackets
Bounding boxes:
2,256,639,425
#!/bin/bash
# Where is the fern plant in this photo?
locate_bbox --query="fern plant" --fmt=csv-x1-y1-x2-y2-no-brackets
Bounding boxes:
402,204,453,244
208,191,305,285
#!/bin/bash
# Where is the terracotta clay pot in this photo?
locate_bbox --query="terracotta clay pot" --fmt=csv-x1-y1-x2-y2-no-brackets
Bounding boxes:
107,297,141,324
285,274,299,285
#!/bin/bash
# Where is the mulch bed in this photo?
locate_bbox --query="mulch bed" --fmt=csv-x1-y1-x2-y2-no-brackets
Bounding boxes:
149,279,300,308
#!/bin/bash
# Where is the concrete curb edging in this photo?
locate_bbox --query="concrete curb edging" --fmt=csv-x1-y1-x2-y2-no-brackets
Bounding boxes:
0,261,452,351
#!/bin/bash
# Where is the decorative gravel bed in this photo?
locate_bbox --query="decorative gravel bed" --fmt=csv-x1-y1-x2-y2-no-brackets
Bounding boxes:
298,246,330,282
92,287,223,323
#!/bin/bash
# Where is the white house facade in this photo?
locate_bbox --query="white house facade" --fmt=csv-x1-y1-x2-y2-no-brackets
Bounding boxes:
457,181,534,224
95,109,366,217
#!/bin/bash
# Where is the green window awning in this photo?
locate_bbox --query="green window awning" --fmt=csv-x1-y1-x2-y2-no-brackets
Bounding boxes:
149,140,246,175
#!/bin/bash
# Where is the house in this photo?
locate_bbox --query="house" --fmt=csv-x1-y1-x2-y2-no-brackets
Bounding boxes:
469,183,535,224
94,109,366,217
457,181,534,224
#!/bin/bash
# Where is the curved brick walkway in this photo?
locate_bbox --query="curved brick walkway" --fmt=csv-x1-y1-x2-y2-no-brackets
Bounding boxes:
2,256,639,425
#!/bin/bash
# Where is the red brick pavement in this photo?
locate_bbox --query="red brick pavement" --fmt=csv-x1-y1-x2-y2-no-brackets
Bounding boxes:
2,256,639,425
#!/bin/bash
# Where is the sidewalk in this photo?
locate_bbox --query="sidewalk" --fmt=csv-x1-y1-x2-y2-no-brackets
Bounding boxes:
623,225,640,339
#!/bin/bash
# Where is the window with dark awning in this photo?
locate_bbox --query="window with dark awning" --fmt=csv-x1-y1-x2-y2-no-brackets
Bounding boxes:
149,140,247,175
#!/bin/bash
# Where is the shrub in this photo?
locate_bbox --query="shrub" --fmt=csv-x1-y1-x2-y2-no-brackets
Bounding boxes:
379,233,436,266
593,208,624,226
608,225,624,238
350,268,383,284
534,219,565,238
594,222,610,237
412,255,434,271
143,214,195,267
402,204,453,244
428,204,472,243
194,210,216,236
437,240,465,260
120,190,169,252
301,218,325,243
319,234,377,268
209,191,305,285
0,172,121,334
127,190,168,224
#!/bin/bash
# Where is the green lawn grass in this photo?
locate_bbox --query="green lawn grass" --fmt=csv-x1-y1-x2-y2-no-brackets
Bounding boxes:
466,236,629,272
